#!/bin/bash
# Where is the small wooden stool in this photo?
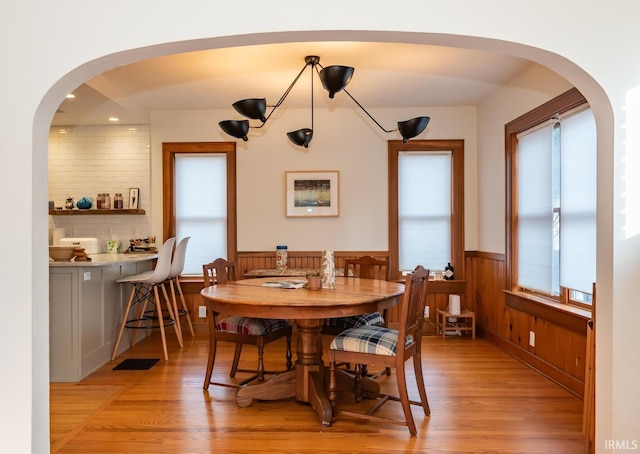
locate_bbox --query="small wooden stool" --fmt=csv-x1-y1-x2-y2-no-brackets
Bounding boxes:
436,308,476,339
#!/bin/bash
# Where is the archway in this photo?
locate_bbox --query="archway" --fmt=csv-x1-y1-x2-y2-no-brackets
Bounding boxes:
34,31,612,448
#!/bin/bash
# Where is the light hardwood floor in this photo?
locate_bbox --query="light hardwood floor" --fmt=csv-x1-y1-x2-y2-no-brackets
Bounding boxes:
50,327,585,453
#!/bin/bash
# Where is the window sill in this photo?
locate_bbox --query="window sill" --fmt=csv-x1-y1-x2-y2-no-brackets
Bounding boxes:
503,290,591,334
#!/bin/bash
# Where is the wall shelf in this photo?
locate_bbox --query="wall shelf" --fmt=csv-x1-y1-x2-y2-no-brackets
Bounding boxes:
49,209,146,216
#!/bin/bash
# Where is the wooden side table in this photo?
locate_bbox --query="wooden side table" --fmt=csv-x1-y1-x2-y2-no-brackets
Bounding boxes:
436,308,476,339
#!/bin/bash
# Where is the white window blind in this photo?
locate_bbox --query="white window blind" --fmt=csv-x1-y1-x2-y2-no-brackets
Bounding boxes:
398,151,451,272
516,107,596,296
559,109,597,294
175,153,227,275
517,124,554,294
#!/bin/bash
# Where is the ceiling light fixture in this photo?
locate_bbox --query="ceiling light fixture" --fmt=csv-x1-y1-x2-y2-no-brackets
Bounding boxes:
219,55,430,148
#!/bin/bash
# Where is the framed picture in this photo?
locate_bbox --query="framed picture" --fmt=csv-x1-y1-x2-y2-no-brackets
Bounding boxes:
128,188,139,209
285,171,339,217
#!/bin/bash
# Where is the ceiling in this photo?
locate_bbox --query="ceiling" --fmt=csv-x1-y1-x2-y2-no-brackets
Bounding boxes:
52,42,535,127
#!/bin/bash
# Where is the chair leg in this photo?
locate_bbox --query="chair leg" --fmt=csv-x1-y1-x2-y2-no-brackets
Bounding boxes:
285,333,293,370
396,363,417,436
203,312,218,390
112,285,136,360
229,343,243,377
175,278,195,337
328,358,337,422
161,282,183,347
256,338,265,382
412,352,431,415
167,279,183,342
153,285,169,361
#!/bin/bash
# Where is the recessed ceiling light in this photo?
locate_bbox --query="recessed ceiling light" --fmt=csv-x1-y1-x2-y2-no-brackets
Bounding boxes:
108,117,120,122
65,94,75,99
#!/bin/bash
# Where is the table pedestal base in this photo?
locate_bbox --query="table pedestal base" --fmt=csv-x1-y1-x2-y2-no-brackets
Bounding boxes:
234,318,380,427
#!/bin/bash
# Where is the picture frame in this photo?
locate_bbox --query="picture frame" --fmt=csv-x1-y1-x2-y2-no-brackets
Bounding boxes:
128,188,140,209
285,171,339,217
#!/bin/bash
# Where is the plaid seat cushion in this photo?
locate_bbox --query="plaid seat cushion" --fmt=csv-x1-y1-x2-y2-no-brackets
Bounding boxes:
330,325,414,356
216,316,290,336
324,311,385,329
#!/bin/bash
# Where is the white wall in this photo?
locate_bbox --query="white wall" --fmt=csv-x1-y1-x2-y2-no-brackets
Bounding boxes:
477,65,574,253
2,1,637,452
150,106,478,252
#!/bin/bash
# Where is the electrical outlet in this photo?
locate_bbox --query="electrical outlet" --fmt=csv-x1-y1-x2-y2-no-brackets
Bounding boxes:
529,330,535,347
83,271,91,281
424,306,430,319
198,306,206,318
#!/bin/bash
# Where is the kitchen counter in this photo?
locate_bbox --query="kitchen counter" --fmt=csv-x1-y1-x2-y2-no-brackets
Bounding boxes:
49,253,157,382
49,252,158,267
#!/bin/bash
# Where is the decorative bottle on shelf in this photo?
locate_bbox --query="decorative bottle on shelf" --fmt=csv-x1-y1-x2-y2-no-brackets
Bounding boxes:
276,245,288,269
103,193,111,209
444,262,455,280
114,193,124,209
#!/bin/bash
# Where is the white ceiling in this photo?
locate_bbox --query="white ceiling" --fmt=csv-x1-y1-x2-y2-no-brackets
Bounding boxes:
52,42,535,127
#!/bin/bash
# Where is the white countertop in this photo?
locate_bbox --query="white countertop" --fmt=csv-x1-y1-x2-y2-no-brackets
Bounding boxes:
49,252,158,267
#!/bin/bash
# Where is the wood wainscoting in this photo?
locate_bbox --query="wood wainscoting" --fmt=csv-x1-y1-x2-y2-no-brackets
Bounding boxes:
465,251,589,397
179,249,589,398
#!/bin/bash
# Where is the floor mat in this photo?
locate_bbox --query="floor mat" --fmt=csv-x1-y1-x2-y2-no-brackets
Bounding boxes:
112,358,159,370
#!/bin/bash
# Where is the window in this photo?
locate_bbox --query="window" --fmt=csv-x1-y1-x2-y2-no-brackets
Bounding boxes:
506,88,596,307
388,140,464,280
162,142,237,275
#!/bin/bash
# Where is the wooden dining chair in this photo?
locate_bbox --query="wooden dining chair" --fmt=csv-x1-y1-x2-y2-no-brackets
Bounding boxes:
202,258,293,389
327,265,431,436
322,256,390,336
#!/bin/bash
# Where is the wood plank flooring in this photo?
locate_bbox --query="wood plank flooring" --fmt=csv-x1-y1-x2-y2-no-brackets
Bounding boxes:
50,328,585,453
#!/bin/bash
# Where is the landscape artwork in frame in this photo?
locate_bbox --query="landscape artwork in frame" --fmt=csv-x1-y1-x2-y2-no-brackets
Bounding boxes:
285,171,339,217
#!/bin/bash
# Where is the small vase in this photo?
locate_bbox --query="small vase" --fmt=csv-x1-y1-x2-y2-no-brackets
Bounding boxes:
307,274,321,291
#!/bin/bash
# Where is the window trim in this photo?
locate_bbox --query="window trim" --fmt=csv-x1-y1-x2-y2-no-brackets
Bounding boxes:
505,88,589,307
388,139,465,281
162,142,237,263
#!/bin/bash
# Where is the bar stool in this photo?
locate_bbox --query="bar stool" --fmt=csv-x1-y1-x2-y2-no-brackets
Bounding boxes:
111,237,182,361
165,237,194,339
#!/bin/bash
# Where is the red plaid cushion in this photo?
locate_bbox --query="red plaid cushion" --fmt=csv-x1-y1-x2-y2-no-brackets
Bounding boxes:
216,316,290,336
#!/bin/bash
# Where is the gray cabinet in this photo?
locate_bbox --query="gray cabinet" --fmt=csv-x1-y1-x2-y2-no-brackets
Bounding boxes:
49,259,153,382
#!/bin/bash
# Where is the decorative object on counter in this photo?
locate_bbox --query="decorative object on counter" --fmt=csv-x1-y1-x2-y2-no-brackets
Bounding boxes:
49,246,77,261
128,236,157,252
433,271,443,281
275,245,288,269
107,237,120,254
321,250,336,289
129,188,139,209
64,197,74,210
444,262,455,280
306,271,321,290
72,248,91,262
218,54,430,147
76,197,92,209
114,193,124,209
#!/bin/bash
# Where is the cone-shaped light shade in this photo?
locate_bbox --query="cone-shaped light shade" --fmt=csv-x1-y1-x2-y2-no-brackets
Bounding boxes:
219,120,250,141
287,128,313,148
397,116,430,143
233,98,267,122
319,66,354,98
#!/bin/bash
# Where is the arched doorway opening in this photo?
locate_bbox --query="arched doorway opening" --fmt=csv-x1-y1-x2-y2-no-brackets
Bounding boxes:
34,31,612,447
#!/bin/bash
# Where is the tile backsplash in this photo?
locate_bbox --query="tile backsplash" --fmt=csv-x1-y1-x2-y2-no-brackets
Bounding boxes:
48,125,153,252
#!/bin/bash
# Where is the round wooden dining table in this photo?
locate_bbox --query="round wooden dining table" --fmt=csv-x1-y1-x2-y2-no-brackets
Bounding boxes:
200,276,405,427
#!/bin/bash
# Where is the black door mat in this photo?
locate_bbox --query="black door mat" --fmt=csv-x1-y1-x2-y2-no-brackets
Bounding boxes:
113,358,160,370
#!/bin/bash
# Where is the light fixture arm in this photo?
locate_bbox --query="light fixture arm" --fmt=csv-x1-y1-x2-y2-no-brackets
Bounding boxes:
256,56,319,129
341,87,396,133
